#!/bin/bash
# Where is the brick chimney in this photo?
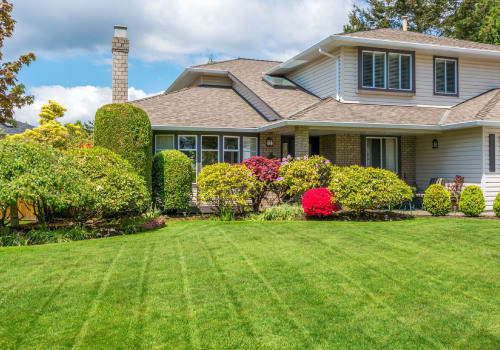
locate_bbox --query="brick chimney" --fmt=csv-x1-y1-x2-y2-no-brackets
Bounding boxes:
112,25,129,103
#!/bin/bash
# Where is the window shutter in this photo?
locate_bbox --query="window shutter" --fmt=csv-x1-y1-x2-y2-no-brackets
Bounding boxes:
489,134,495,172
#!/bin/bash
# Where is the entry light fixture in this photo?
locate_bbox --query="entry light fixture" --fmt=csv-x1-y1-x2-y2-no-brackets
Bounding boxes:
432,139,438,149
266,137,274,147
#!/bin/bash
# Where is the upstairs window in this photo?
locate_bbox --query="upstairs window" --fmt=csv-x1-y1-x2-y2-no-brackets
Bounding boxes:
435,57,458,95
362,51,386,89
389,53,412,90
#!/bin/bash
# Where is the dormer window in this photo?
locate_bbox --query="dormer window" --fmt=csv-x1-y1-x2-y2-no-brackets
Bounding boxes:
434,57,458,96
358,47,415,93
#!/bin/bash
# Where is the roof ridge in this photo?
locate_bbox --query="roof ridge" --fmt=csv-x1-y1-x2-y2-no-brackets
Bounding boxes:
192,57,282,68
475,89,500,120
287,98,333,120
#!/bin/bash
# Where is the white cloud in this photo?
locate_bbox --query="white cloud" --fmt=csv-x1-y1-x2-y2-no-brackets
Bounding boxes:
14,86,155,126
6,0,353,64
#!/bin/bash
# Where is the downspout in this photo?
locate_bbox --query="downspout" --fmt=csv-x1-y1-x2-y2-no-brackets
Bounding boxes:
318,47,340,101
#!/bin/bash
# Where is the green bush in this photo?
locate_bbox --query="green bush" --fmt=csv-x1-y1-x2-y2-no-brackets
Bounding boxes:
72,147,150,218
152,150,192,212
94,104,152,189
459,185,485,217
247,203,304,221
423,184,452,216
329,166,413,213
493,192,500,217
197,163,257,215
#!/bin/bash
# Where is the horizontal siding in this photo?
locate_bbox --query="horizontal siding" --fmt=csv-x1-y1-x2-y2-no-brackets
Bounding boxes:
286,51,339,99
200,75,232,87
481,127,500,210
342,46,500,107
415,128,483,193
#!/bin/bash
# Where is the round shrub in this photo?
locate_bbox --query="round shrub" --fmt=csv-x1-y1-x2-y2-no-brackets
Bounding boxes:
197,163,257,215
242,156,281,210
94,104,152,189
278,155,333,201
493,192,500,217
152,150,192,212
329,166,413,213
72,147,149,218
459,185,485,217
302,188,338,217
423,184,451,216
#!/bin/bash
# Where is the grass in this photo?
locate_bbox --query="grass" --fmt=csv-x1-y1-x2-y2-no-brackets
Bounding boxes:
0,218,499,349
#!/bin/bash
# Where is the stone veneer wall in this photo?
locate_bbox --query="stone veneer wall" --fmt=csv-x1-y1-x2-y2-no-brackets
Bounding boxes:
294,126,309,157
259,132,281,158
111,36,129,103
319,134,336,163
401,135,416,185
335,134,361,166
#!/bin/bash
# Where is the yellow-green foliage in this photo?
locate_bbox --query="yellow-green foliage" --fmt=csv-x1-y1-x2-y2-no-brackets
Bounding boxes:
493,192,500,217
459,185,485,217
329,165,413,213
278,155,333,200
152,150,192,211
197,163,258,214
8,100,82,150
424,184,452,216
94,104,152,189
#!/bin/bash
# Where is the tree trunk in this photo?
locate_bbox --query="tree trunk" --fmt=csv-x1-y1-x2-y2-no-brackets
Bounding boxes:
9,201,19,229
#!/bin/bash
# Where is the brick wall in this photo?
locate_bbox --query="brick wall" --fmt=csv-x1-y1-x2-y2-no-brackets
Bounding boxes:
336,133,361,166
401,135,416,185
319,134,336,163
294,126,309,157
112,37,129,103
259,132,281,158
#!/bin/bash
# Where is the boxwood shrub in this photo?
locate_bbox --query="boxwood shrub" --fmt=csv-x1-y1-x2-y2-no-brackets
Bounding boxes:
94,103,152,189
423,184,451,216
493,192,500,217
152,150,192,212
459,185,485,217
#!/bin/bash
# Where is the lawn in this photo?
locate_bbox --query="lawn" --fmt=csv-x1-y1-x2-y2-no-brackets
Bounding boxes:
0,218,499,349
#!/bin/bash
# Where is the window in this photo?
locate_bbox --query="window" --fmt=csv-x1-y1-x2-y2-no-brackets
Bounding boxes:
435,57,457,95
223,136,239,163
178,135,197,179
155,134,174,154
202,135,219,167
389,53,412,90
362,50,386,89
243,137,258,160
366,137,398,173
263,76,297,89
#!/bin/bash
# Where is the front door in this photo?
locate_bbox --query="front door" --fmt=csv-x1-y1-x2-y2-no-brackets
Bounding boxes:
281,136,295,158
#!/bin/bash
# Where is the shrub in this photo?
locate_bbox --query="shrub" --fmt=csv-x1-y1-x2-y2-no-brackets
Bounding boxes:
329,166,413,213
247,203,304,221
152,150,192,212
242,156,281,210
302,188,338,217
459,185,485,217
423,184,451,216
141,216,167,230
197,163,257,215
278,155,333,201
94,104,152,189
493,192,500,217
72,147,150,218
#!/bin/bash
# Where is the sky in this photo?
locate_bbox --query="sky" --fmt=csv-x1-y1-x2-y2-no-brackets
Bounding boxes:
6,0,356,125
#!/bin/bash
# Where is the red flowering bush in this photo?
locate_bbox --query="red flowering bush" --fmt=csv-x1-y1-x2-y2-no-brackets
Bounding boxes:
242,156,281,211
302,188,338,217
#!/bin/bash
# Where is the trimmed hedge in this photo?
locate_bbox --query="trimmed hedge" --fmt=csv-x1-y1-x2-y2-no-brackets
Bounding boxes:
493,192,500,217
152,150,192,212
459,185,485,217
423,184,451,216
94,104,152,189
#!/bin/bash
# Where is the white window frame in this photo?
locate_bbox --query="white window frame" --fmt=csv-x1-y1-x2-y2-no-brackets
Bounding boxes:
435,58,458,95
362,50,387,89
154,134,174,154
365,136,398,173
201,135,219,167
243,136,258,160
388,53,412,91
223,136,240,163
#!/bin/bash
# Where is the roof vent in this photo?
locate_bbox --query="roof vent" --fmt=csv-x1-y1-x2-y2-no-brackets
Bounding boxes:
402,16,408,31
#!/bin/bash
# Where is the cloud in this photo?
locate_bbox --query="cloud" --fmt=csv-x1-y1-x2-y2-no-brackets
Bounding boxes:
14,86,155,126
6,0,353,65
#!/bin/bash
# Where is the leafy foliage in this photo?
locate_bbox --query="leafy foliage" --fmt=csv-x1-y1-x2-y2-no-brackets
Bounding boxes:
458,185,485,217
242,156,281,210
246,203,304,221
94,103,152,189
152,150,192,212
493,192,500,217
278,155,333,201
0,0,36,127
423,184,452,216
329,166,413,213
302,188,338,217
197,162,257,215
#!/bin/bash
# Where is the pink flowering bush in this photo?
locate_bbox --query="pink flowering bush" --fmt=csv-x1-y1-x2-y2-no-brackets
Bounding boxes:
141,216,167,230
277,155,333,201
242,156,281,210
302,188,338,217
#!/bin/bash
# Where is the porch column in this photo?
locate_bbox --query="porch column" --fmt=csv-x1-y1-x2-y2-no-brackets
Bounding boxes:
294,126,309,157
401,135,416,184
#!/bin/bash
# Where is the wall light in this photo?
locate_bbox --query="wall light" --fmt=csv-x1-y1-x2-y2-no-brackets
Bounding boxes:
432,139,438,149
266,137,274,147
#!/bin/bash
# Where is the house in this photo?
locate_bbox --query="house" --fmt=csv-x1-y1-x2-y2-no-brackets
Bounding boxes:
0,121,34,138
111,21,500,210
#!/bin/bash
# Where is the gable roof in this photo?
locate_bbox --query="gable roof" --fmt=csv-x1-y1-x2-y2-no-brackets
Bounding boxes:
0,121,35,136
445,89,500,125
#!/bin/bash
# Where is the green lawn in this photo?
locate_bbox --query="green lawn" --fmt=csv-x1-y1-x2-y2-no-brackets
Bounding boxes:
1,219,499,349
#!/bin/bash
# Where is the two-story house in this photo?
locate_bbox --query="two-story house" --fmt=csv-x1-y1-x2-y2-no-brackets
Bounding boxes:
110,23,500,210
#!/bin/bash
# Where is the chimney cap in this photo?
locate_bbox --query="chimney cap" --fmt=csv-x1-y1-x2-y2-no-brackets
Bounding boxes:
114,25,127,38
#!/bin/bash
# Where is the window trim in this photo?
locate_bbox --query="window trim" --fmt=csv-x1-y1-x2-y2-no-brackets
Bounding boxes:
361,135,402,175
358,47,416,94
201,135,219,168
154,134,174,154
242,136,258,160
433,56,459,97
223,136,240,163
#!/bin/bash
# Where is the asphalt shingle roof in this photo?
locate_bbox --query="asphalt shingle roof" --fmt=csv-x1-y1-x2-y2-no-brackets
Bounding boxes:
0,121,35,136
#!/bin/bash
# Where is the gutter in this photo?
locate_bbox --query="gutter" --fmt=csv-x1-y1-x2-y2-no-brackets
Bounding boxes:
318,47,340,100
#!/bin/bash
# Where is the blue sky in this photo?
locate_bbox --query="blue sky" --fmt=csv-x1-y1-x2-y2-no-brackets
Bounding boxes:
7,0,355,125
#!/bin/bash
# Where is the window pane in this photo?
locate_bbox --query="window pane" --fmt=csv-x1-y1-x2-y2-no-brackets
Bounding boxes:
400,55,411,90
224,151,239,163
435,59,446,93
202,136,218,150
224,137,239,150
383,138,397,173
362,51,373,87
243,137,257,160
179,135,196,150
388,53,399,89
202,151,218,167
367,138,381,168
374,52,386,88
155,135,174,152
446,60,456,94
